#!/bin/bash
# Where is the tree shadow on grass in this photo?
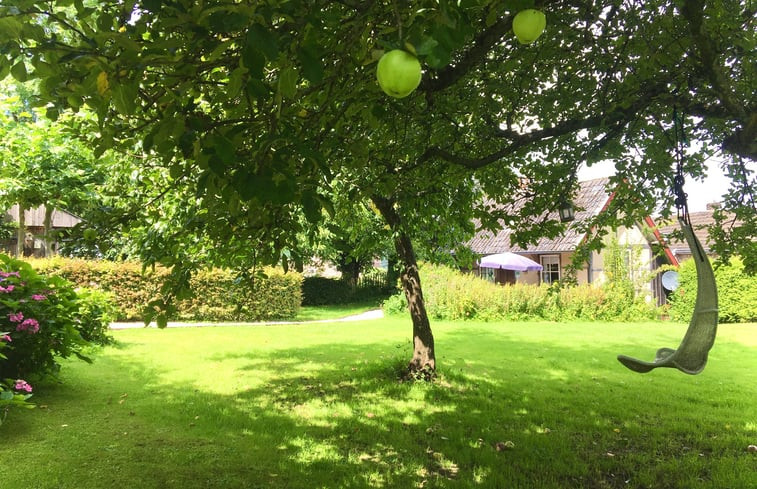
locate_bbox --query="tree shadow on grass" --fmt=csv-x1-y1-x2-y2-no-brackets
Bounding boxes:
2,324,756,489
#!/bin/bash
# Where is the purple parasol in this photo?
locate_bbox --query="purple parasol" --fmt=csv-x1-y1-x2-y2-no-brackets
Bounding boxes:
478,252,543,272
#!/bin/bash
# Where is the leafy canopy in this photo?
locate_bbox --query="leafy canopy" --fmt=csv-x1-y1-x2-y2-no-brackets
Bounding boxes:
0,0,754,271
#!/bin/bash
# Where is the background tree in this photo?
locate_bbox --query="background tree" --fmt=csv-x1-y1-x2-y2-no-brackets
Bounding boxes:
2,0,753,373
0,82,105,257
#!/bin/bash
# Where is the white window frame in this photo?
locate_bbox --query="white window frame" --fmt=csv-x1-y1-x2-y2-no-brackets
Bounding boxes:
479,267,495,283
540,255,561,285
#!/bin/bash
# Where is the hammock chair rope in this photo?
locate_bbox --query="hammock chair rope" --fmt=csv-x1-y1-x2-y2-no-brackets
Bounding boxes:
617,108,719,375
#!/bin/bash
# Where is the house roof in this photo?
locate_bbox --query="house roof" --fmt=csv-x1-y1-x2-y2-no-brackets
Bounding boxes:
653,208,726,256
468,177,613,255
4,204,82,228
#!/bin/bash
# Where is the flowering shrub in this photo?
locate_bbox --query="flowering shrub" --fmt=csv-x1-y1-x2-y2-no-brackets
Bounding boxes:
0,253,112,381
0,332,34,425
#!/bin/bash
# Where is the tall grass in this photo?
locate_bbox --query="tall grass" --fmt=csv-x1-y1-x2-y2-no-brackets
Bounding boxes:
384,263,658,322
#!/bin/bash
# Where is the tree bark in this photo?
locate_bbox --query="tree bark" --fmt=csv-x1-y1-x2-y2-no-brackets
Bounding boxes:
337,254,361,288
16,203,25,257
43,205,54,257
371,196,436,375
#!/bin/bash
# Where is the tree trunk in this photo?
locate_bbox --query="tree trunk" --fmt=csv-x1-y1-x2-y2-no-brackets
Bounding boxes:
43,205,54,257
338,255,361,288
16,202,25,257
372,196,436,375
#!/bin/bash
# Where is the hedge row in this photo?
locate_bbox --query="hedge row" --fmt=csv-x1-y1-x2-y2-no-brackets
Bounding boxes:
383,263,658,322
29,258,302,322
301,270,392,306
668,256,757,324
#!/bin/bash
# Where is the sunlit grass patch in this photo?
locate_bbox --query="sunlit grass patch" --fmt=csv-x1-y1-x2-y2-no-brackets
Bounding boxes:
1,319,755,488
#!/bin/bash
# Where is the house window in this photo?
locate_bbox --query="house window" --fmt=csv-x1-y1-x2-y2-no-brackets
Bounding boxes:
540,255,560,285
479,267,495,283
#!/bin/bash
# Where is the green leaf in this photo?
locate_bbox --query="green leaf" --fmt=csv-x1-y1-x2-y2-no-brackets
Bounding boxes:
242,45,266,79
414,37,439,56
226,66,247,98
211,135,236,165
112,82,139,115
45,106,60,121
208,155,226,176
141,0,161,13
0,18,24,41
278,67,298,99
0,391,13,401
208,10,249,33
74,352,94,363
302,190,321,224
246,78,270,101
297,44,324,84
246,24,279,61
10,61,27,82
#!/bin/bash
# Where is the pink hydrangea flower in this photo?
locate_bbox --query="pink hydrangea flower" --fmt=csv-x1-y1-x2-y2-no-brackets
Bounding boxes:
8,312,23,323
31,294,47,301
0,284,15,293
1,334,11,342
17,318,40,334
0,271,20,278
14,380,32,393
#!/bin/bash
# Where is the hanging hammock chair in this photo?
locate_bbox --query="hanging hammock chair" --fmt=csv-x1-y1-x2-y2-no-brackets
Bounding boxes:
617,107,718,375
617,218,718,374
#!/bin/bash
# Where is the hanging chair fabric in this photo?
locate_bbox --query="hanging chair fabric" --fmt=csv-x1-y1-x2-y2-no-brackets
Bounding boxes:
617,219,718,375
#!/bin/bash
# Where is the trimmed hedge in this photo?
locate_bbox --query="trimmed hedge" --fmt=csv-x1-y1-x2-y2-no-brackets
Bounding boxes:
383,263,658,322
668,256,757,324
29,258,302,322
31,258,163,320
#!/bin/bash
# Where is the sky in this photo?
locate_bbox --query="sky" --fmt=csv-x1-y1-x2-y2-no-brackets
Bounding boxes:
577,158,732,212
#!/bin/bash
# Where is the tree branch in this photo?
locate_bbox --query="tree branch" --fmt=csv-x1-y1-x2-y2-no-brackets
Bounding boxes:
420,0,561,93
419,81,667,169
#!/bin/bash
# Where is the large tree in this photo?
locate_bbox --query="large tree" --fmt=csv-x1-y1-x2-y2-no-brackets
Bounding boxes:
1,0,753,373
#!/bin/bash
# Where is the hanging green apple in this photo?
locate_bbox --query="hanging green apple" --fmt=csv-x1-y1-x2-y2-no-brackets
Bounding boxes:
512,9,547,44
376,49,422,98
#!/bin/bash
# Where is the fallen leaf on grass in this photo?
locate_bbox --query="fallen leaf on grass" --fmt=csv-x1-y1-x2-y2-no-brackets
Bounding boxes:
495,441,515,451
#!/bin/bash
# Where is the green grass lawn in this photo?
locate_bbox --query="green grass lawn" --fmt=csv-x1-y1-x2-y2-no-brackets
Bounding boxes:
295,299,383,322
2,319,756,489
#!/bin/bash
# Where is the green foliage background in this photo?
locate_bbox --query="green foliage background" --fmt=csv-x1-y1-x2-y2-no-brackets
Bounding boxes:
668,257,757,324
384,263,659,322
30,258,302,322
301,270,391,306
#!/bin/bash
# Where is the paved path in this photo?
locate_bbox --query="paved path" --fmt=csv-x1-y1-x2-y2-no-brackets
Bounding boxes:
110,309,384,330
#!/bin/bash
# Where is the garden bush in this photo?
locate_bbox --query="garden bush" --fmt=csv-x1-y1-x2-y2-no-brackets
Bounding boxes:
1,336,35,426
30,258,303,321
177,268,302,321
302,276,354,306
0,254,114,380
302,270,391,306
383,263,658,322
669,256,757,324
31,258,165,320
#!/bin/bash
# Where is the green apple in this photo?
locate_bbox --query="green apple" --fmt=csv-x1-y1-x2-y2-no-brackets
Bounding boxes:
376,49,422,98
512,9,546,44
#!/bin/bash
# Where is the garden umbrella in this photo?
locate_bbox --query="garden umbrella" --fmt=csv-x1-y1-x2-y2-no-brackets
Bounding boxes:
478,252,543,272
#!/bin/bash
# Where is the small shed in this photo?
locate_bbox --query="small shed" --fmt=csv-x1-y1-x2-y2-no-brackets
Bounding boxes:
2,204,82,257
